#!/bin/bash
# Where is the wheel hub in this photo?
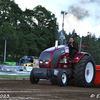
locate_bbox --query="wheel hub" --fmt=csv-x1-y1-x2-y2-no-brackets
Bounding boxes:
85,62,94,83
62,73,66,84
87,70,89,76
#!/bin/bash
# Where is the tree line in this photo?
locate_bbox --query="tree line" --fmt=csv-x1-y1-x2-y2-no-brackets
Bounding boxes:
0,0,100,65
0,0,58,62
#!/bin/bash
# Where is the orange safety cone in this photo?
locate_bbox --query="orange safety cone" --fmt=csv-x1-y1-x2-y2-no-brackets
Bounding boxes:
94,65,100,86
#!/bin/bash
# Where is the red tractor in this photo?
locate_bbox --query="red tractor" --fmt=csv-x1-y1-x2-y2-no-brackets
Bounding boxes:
30,33,96,87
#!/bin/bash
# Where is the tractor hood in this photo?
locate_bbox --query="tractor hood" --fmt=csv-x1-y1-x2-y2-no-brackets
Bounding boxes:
39,45,69,68
44,45,66,53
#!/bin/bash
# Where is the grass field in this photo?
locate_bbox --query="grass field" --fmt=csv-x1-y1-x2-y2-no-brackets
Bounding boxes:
0,75,29,79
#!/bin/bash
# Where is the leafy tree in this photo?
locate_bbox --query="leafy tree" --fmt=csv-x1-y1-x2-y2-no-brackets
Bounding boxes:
32,5,58,49
0,22,18,60
22,5,59,56
0,0,22,27
0,0,26,61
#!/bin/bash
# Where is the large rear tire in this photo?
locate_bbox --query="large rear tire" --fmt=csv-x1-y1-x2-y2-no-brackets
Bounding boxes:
73,55,96,87
30,68,39,84
57,70,68,86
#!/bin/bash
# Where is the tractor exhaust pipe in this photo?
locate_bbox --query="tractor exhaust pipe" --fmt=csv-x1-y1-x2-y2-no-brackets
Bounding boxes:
55,40,58,49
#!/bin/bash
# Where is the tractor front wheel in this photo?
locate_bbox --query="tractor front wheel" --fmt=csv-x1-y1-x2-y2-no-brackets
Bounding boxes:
30,68,39,84
57,70,68,86
73,55,96,87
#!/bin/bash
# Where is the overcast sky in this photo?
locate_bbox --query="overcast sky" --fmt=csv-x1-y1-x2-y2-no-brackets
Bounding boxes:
14,0,100,38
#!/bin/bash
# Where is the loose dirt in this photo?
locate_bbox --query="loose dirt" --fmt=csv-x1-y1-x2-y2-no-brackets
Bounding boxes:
0,79,99,100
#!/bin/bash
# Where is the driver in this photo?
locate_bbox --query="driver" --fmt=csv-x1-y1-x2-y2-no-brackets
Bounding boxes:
68,37,79,61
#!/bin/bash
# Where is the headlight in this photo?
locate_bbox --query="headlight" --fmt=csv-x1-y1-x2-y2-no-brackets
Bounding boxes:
44,61,49,64
40,61,43,64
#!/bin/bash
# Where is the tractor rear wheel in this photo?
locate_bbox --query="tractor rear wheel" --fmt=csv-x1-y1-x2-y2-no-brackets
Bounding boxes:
73,55,96,87
57,70,68,86
30,68,39,84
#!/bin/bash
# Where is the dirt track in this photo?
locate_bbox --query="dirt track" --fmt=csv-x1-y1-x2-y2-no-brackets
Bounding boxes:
0,79,100,100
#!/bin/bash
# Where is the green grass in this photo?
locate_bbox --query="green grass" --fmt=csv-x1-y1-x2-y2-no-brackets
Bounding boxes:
0,75,29,79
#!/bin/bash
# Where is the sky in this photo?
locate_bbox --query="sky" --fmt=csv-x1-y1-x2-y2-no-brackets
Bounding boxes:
14,0,100,38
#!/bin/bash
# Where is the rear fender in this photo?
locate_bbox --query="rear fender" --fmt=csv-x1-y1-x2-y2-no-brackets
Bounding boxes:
72,52,90,63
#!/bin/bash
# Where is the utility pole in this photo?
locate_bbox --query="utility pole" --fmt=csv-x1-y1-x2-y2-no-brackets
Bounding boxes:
4,37,8,62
